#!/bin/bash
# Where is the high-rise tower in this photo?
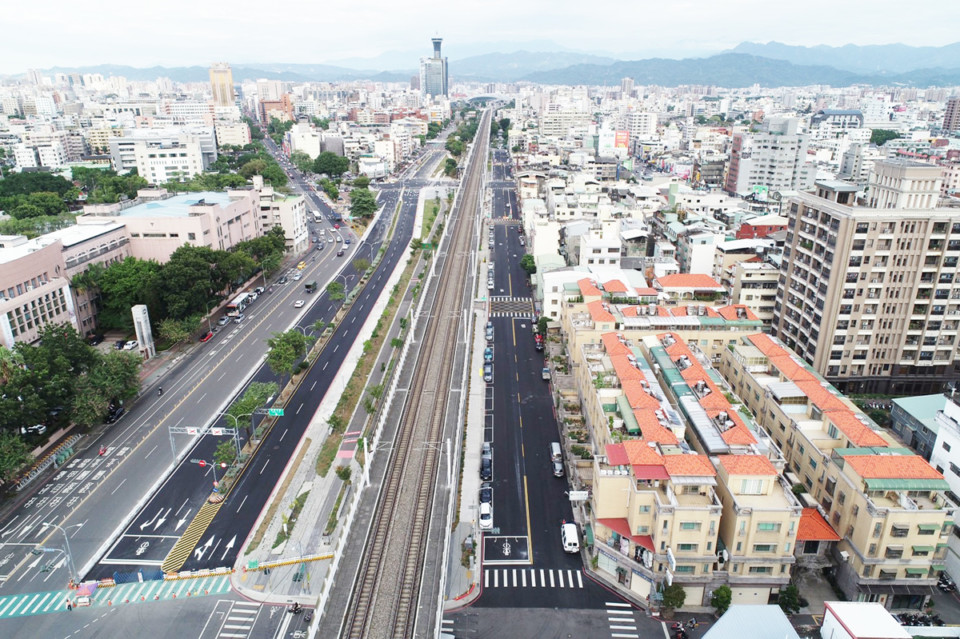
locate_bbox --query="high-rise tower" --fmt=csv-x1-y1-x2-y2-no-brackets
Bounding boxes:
209,62,235,107
419,37,448,99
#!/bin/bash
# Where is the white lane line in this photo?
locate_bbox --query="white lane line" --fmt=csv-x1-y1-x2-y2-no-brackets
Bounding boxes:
236,495,248,513
484,570,488,588
310,381,317,391
111,478,127,495
279,429,288,442
323,361,329,370
143,444,158,459
576,571,583,588
260,461,269,475
333,344,339,352
606,602,632,607
540,569,545,587
521,570,526,587
296,403,303,414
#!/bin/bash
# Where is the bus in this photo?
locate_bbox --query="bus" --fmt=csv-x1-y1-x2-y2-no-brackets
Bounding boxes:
226,293,251,317
313,211,322,223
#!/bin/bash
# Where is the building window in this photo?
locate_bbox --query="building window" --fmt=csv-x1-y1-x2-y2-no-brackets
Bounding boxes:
639,505,650,513
753,544,776,553
891,525,909,538
680,522,701,531
740,479,763,495
674,565,695,574
748,566,773,574
879,570,897,580
677,543,698,552
757,523,782,533
885,547,903,559
944,442,952,453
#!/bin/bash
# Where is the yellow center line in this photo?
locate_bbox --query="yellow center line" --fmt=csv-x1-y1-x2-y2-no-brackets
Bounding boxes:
511,318,517,347
523,475,534,562
508,273,513,297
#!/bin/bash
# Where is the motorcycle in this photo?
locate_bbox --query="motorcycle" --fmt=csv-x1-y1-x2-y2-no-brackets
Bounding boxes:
99,446,107,456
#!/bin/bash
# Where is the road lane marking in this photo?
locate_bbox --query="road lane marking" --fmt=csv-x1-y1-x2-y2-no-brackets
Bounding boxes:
279,429,288,442
144,444,158,459
110,478,127,495
296,403,303,414
236,495,248,513
260,461,269,475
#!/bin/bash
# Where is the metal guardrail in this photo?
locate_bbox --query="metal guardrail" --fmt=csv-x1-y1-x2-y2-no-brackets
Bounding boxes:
14,433,85,492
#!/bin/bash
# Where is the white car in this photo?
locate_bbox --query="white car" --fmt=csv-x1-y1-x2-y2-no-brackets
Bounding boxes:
293,273,302,281
479,502,493,530
294,300,305,308
123,340,139,350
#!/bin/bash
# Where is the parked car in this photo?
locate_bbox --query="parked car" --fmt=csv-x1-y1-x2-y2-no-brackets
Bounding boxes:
480,457,492,481
199,331,214,343
123,340,139,351
483,362,493,383
479,482,493,504
21,424,47,436
479,502,493,530
484,346,494,362
87,334,104,346
217,316,230,326
485,322,494,342
105,404,125,424
254,286,265,295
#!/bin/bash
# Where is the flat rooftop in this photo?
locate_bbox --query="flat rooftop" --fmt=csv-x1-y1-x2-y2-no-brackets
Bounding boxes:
118,192,234,218
0,220,125,265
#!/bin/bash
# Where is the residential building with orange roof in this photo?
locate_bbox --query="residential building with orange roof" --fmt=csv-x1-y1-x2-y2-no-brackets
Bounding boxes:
720,333,953,609
653,273,726,307
726,259,779,328
592,440,724,604
713,454,803,603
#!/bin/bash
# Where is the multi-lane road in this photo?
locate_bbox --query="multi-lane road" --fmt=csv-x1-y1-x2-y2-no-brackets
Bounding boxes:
0,138,451,637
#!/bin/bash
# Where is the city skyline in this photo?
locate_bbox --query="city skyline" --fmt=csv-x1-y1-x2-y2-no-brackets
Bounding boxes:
2,0,958,75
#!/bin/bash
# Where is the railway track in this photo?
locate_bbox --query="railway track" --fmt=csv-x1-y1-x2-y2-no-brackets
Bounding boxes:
341,110,491,639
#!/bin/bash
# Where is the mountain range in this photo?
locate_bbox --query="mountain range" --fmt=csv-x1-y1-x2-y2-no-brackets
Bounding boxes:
21,42,960,88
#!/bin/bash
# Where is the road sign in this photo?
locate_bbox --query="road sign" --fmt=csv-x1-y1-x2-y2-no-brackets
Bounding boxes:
197,460,206,467
268,408,284,417
568,490,589,502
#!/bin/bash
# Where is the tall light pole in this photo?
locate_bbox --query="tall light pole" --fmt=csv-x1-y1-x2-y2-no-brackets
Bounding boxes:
41,522,80,584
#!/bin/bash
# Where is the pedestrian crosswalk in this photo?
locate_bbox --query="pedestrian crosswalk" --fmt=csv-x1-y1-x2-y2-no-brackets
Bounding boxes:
489,296,534,317
605,601,640,638
0,575,232,619
216,600,260,638
483,567,583,589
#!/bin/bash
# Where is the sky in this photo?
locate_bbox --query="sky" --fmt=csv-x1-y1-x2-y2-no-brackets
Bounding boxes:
2,0,958,75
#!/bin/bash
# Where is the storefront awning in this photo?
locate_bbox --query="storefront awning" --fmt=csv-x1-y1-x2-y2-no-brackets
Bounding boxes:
917,524,939,531
584,524,594,547
861,583,935,595
596,518,654,551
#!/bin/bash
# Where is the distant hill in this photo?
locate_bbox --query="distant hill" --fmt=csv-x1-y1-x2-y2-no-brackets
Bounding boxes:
726,41,960,74
521,53,960,87
451,50,617,82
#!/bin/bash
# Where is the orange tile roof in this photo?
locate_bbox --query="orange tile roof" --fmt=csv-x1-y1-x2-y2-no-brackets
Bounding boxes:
717,455,777,476
844,454,943,480
826,411,889,448
621,439,665,466
635,287,659,297
747,333,785,358
611,355,644,383
603,279,628,293
601,332,631,356
621,306,640,317
587,300,616,323
663,453,717,477
578,278,603,297
797,508,840,542
795,381,849,413
656,306,675,317
656,273,724,289
715,305,760,321
699,386,733,411
769,355,817,382
635,409,679,445
721,423,758,446
623,380,661,409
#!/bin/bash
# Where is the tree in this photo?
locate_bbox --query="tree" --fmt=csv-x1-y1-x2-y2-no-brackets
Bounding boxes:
0,172,73,198
290,151,313,174
776,584,802,615
537,316,549,336
0,431,31,484
239,159,268,179
311,117,330,130
319,178,339,200
352,175,370,189
498,118,511,134
520,254,537,276
711,584,732,616
661,583,686,614
350,188,378,219
443,158,458,177
157,318,193,345
243,117,264,140
266,330,314,382
157,245,221,320
870,129,901,146
226,381,278,438
214,439,237,467
314,151,349,178
445,137,465,157
352,258,370,274
97,257,163,330
326,281,345,301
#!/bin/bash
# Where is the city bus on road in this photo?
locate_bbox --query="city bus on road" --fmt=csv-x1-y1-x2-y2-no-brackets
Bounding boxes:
226,293,252,317
313,211,322,223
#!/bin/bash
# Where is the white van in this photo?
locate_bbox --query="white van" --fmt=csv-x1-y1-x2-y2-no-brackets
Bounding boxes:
561,523,579,553
550,442,562,463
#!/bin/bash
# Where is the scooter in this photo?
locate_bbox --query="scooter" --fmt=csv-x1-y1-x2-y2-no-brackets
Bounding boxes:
99,446,107,456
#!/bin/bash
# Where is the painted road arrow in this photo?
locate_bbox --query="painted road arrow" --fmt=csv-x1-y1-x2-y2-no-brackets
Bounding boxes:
175,509,192,531
193,535,215,561
139,509,162,531
220,536,235,561
154,508,171,530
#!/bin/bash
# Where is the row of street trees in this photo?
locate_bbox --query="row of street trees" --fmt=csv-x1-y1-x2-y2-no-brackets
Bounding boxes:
0,324,142,481
74,227,287,334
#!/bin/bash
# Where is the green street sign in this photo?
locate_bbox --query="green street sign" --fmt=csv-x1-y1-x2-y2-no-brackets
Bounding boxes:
247,560,259,570
268,408,284,417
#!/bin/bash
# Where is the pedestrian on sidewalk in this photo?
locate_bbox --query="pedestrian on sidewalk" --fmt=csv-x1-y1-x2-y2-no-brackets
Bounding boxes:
66,599,72,611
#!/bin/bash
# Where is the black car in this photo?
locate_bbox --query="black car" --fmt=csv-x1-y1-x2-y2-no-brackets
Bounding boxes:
87,334,104,346
105,402,125,424
479,482,493,504
480,457,492,481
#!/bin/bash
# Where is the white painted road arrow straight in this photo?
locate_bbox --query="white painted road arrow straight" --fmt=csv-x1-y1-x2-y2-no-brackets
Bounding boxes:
221,536,235,561
193,535,215,561
154,508,171,530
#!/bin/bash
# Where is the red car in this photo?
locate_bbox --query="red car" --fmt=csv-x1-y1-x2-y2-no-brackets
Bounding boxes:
534,333,544,351
200,332,214,343
334,223,340,229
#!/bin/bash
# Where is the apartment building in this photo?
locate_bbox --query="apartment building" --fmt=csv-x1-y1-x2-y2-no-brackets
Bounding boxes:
720,334,952,609
209,62,235,108
928,398,960,579
586,331,800,605
774,161,960,395
252,177,308,254
133,140,205,184
724,117,814,195
0,239,75,348
727,260,779,328
943,97,960,134
653,274,725,307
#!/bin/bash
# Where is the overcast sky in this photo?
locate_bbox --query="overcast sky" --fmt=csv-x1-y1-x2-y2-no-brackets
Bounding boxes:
3,0,957,75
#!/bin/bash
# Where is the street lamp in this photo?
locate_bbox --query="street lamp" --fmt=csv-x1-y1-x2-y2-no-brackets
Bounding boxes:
204,298,219,333
40,522,81,584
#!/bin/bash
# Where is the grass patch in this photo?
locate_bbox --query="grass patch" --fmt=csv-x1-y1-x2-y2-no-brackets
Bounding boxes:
272,489,310,549
421,199,441,241
246,438,311,554
324,482,349,535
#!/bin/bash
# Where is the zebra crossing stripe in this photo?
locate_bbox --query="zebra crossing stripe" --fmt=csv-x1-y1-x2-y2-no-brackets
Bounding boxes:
549,571,555,588
29,592,52,614
558,571,565,588
521,570,526,587
540,569,545,587
576,571,583,588
0,595,20,616
9,595,33,616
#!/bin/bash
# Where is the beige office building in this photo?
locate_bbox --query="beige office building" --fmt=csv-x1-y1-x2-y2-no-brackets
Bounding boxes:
774,160,960,395
209,63,235,108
